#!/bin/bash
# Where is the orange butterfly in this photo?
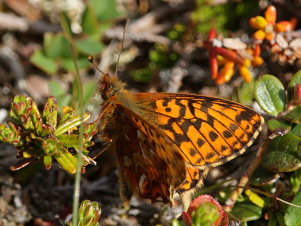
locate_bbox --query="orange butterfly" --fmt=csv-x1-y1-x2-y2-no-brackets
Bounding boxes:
97,71,264,204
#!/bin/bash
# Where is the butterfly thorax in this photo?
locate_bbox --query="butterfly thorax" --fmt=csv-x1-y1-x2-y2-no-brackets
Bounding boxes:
99,75,139,137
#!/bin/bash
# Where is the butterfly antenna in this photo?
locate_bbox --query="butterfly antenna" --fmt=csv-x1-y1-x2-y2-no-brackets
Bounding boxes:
114,19,129,77
88,56,109,77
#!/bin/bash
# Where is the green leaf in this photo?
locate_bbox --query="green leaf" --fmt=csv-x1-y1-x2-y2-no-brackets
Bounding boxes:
268,214,278,226
285,190,301,226
231,201,262,221
263,134,301,172
44,33,72,59
284,105,301,124
29,98,43,135
255,74,286,116
237,80,255,106
81,5,100,36
275,212,286,226
75,38,104,56
264,151,301,172
89,0,124,21
54,148,78,174
30,50,58,74
82,81,97,105
250,166,280,186
43,155,52,170
54,113,90,136
245,189,271,208
291,168,301,194
49,80,66,97
43,97,58,129
288,70,301,102
267,119,291,135
56,134,80,149
57,95,72,110
61,58,91,72
291,125,301,138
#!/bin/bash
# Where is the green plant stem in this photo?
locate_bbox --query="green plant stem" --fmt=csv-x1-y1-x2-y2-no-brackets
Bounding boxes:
60,15,85,226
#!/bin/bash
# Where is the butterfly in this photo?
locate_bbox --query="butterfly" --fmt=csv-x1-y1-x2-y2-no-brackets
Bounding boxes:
97,70,264,204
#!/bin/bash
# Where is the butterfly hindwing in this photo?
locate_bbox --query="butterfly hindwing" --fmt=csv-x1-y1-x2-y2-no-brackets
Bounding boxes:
113,111,186,202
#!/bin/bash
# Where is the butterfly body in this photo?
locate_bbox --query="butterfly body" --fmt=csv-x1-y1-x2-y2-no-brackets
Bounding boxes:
98,74,264,203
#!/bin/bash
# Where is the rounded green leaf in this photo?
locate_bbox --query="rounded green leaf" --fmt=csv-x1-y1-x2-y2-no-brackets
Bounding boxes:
231,202,262,222
288,70,301,101
255,74,286,116
238,80,255,106
267,119,291,135
291,125,301,138
49,80,66,97
291,168,301,194
263,134,301,172
75,38,104,56
44,33,71,58
83,81,97,105
285,190,301,226
284,105,301,124
250,166,280,186
30,50,58,75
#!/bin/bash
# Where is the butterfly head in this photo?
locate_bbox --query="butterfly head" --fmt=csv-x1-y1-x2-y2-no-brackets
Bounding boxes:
99,74,126,100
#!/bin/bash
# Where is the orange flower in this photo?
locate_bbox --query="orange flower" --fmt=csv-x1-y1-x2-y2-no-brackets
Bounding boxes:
249,5,297,41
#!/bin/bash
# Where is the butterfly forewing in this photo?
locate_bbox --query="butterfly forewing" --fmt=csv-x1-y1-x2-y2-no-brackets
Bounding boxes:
133,93,264,168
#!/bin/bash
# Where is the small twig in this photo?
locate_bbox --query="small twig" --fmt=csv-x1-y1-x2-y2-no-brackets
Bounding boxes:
0,12,60,34
0,13,28,31
243,186,301,209
105,26,170,45
224,140,269,212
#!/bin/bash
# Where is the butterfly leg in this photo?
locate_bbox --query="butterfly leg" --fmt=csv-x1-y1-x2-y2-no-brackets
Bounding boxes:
92,137,112,160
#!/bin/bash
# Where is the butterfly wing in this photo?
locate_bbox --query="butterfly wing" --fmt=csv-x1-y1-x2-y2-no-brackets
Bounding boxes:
112,111,186,202
133,93,264,168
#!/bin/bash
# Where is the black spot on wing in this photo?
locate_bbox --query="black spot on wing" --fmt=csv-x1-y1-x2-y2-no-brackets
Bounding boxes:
163,99,170,107
190,149,197,157
197,138,205,148
165,107,171,112
230,123,239,131
223,130,233,138
209,131,218,141
206,152,217,160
